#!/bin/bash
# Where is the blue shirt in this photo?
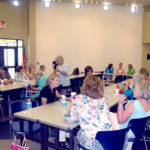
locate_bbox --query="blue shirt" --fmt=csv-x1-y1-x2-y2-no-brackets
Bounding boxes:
32,75,48,98
57,64,70,87
124,85,135,100
120,100,150,136
105,67,114,74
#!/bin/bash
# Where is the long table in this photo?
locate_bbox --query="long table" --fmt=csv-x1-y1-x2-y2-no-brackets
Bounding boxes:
14,83,120,150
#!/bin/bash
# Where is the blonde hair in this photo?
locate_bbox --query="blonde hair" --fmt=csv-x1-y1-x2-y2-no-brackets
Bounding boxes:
135,80,150,100
133,74,145,85
35,71,43,77
29,64,35,73
81,75,104,99
47,72,60,86
55,55,64,65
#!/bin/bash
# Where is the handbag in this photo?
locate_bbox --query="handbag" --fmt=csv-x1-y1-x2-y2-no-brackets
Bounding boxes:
10,132,30,150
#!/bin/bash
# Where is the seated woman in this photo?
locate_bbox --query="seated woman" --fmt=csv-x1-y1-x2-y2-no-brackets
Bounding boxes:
117,80,150,136
124,74,145,100
15,66,28,82
40,72,60,105
25,64,35,80
39,65,46,75
65,75,112,150
139,68,150,82
84,66,93,76
127,64,136,75
104,64,114,81
116,62,125,75
31,71,48,99
0,66,14,85
72,67,80,75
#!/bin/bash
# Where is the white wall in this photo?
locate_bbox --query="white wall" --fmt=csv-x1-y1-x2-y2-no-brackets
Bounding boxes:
36,2,143,75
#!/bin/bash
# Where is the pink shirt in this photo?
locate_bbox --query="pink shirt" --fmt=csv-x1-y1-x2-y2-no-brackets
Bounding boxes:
116,68,125,74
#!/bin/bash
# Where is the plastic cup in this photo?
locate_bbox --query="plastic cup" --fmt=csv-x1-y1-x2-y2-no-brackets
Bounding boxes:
115,88,120,95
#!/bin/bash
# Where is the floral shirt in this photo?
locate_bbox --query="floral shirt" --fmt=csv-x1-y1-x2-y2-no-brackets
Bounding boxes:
15,72,29,82
65,95,112,149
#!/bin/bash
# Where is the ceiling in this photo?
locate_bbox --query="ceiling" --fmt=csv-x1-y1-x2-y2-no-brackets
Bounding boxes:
0,0,150,8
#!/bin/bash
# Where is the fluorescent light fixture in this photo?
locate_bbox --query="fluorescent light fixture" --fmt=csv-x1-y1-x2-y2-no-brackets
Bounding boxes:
104,4,110,11
74,2,81,9
13,0,19,6
131,6,137,13
44,1,51,7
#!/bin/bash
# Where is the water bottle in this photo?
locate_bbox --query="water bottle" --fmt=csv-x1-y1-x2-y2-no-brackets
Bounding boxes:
61,95,67,114
27,99,32,112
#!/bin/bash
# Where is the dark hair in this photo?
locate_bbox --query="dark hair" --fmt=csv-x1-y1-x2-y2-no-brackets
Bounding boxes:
52,61,57,70
72,68,80,75
108,64,113,69
40,65,45,70
1,66,8,73
128,64,133,70
16,66,23,73
84,66,93,76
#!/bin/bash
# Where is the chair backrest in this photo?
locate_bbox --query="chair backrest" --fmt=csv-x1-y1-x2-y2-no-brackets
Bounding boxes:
128,117,149,140
95,126,130,150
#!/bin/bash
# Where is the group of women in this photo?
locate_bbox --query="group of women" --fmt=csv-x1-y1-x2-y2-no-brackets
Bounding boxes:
0,55,150,149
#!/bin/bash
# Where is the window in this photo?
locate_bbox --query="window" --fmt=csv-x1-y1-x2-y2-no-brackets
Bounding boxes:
0,39,24,78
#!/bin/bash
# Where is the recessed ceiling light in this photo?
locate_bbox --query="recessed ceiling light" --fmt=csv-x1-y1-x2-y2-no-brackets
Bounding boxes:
13,0,19,6
104,4,110,11
131,6,137,13
43,1,51,8
74,2,81,9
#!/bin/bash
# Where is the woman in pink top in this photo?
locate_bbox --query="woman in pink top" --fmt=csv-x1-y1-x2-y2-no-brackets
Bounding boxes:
116,62,125,75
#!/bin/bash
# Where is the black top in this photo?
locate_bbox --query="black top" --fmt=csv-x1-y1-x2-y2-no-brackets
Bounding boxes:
40,85,59,104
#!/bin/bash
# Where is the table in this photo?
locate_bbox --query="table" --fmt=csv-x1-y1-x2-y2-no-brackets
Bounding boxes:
14,82,120,150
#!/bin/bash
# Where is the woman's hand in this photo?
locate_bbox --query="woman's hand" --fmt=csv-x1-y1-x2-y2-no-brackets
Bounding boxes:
119,95,128,106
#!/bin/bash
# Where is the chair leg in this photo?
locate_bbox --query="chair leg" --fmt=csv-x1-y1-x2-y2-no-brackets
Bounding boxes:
143,136,148,150
0,103,5,122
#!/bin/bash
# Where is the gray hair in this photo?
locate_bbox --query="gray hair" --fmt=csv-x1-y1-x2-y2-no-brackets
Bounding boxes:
133,74,145,85
55,55,64,64
135,80,150,100
35,71,43,77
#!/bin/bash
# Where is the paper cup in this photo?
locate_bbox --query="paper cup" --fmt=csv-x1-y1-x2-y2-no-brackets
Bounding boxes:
115,89,120,95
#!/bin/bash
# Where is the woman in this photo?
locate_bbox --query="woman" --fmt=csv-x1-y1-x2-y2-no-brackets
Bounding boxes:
105,64,114,74
116,63,125,75
26,64,35,80
40,73,60,105
39,65,46,74
104,64,114,81
15,66,28,82
31,71,47,99
55,55,70,94
84,66,93,76
127,64,136,75
124,74,145,100
139,68,150,82
117,80,150,136
0,66,14,84
65,75,112,150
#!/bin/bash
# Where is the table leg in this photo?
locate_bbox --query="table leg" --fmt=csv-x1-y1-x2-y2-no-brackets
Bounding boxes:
20,120,24,145
69,130,74,150
40,124,48,150
54,128,59,149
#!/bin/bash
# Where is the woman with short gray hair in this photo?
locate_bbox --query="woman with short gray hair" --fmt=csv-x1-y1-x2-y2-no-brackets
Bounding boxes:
117,80,150,136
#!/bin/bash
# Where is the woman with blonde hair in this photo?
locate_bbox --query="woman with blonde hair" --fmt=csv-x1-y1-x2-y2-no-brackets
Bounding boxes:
55,55,70,93
65,75,112,150
139,67,150,81
118,80,150,136
26,64,35,80
40,72,60,105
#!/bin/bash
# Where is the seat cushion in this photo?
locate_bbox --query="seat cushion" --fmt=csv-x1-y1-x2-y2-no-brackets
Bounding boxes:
12,120,40,134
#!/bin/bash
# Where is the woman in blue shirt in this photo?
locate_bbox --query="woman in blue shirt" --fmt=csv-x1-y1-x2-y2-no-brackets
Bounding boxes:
104,64,114,82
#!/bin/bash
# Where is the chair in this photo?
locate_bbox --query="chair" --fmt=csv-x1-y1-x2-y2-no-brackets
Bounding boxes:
78,126,130,150
95,126,130,150
0,96,5,122
9,99,40,136
128,117,150,150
